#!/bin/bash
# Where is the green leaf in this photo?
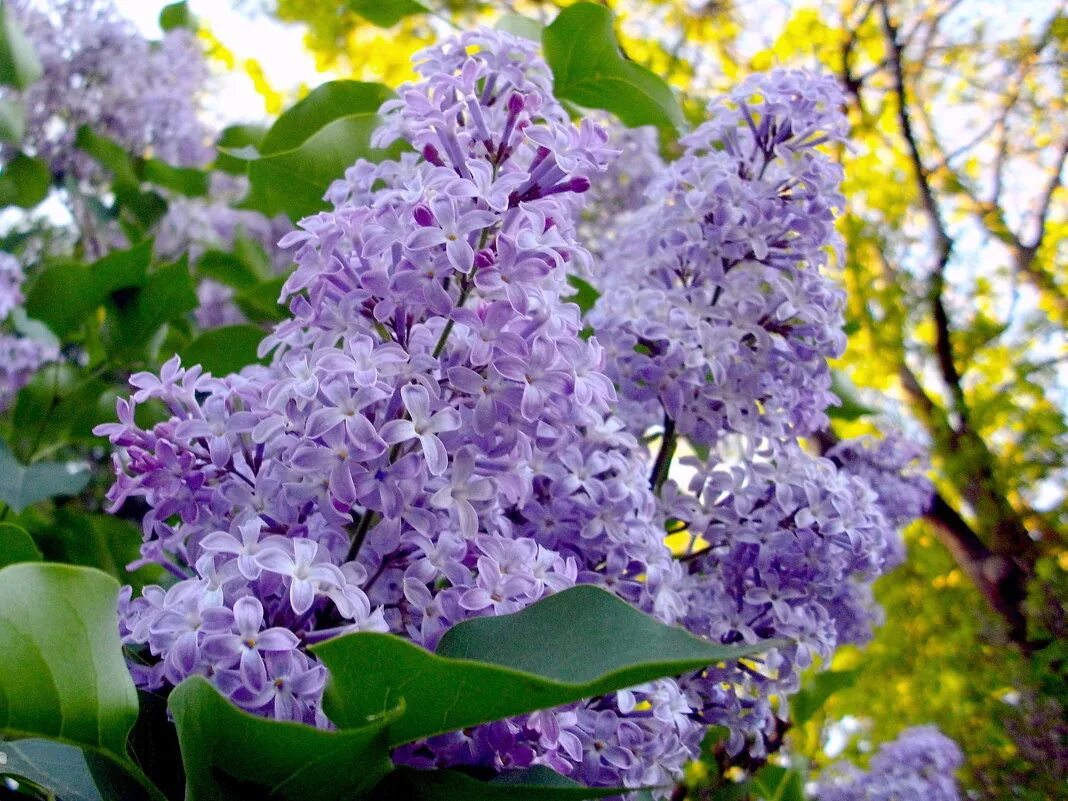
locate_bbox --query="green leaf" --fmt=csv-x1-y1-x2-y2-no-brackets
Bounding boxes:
346,0,429,28
0,441,89,513
790,669,859,726
27,510,162,592
315,585,780,745
179,324,266,375
169,677,401,801
750,765,805,801
0,739,158,801
237,113,406,221
0,97,24,143
495,14,543,42
565,275,600,315
0,1,42,89
141,158,209,197
215,124,268,175
0,521,40,566
373,766,624,800
0,153,50,208
828,372,877,421
159,1,195,32
234,277,288,323
0,564,137,754
105,257,197,356
25,241,152,337
260,80,393,155
543,3,684,131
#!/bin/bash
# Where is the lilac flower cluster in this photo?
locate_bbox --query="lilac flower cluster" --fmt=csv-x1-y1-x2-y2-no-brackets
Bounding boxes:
100,29,699,790
5,0,211,180
812,725,964,801
588,71,849,445
581,72,918,756
95,27,933,791
0,252,57,410
827,434,934,529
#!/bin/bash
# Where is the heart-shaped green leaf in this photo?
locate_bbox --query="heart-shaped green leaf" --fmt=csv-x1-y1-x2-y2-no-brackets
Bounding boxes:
235,113,406,221
315,585,779,745
0,97,25,143
259,80,393,155
0,441,89,513
373,765,626,800
0,153,50,208
169,677,401,801
0,563,137,753
179,324,267,375
0,2,42,89
0,521,40,566
543,3,684,132
346,0,428,28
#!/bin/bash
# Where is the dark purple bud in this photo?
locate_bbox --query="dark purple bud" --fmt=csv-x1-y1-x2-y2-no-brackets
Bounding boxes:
413,204,435,227
507,92,525,115
474,248,495,270
422,144,444,167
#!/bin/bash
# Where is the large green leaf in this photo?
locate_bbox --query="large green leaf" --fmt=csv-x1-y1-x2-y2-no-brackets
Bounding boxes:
159,1,195,32
25,240,152,337
0,97,24,143
179,324,266,375
260,80,393,155
828,372,877,421
0,441,89,513
169,677,401,801
750,765,805,801
315,585,779,745
0,1,42,89
235,276,288,323
215,124,268,175
26,510,162,592
790,669,859,726
0,739,158,801
0,153,50,208
346,0,428,27
236,113,405,221
0,563,137,753
373,766,624,800
0,521,40,566
105,257,198,357
543,3,684,132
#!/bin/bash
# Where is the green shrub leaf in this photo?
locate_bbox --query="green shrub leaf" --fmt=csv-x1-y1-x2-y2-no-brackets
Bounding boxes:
0,2,42,89
0,521,40,566
346,0,429,28
259,80,393,155
179,324,266,375
169,677,401,801
373,765,625,800
543,3,684,131
0,441,89,513
315,585,779,745
0,152,50,208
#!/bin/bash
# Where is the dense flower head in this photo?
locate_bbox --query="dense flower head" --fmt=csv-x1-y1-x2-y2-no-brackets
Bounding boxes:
98,28,701,790
812,725,964,801
5,0,211,180
588,70,849,445
0,251,56,410
95,29,905,794
827,433,934,530
663,437,896,754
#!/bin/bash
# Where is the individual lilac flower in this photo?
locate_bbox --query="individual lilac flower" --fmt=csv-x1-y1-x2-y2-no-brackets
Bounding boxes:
256,540,346,616
379,384,462,476
429,448,495,537
202,596,300,692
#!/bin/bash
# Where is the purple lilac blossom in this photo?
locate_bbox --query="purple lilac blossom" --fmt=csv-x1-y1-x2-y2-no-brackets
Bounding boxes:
827,433,935,530
0,252,57,410
588,70,849,445
98,29,699,791
582,72,915,757
812,725,964,801
3,0,211,181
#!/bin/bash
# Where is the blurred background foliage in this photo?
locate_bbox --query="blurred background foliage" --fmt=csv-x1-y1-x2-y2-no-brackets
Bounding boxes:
247,1,1067,798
